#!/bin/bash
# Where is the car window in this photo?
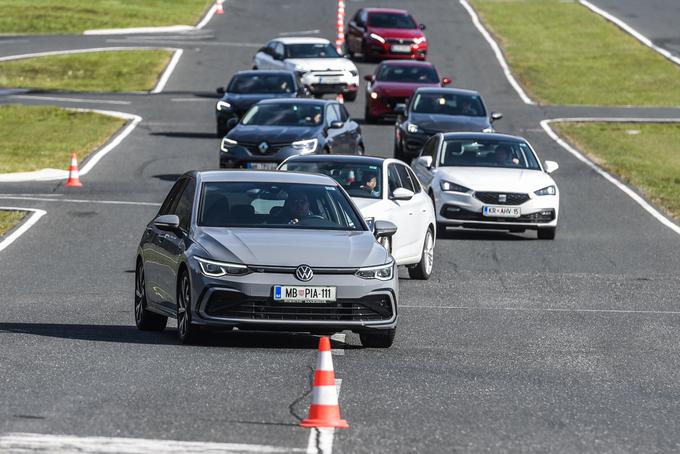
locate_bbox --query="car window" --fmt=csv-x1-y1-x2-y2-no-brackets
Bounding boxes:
338,104,350,122
274,43,285,59
395,164,414,192
265,41,277,54
359,10,368,26
439,139,541,170
174,178,195,231
326,105,341,125
376,65,438,83
227,74,295,94
405,166,422,192
387,164,402,194
411,92,486,117
158,178,187,216
421,136,438,159
367,12,417,29
281,161,382,199
241,102,324,126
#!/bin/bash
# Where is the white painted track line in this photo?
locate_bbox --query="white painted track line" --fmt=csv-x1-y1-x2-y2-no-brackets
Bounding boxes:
0,47,179,63
401,305,680,315
0,196,160,207
196,4,219,30
580,0,680,67
0,433,302,453
9,95,131,105
84,25,196,36
151,49,183,94
541,118,680,237
458,0,535,105
0,207,46,253
306,379,341,454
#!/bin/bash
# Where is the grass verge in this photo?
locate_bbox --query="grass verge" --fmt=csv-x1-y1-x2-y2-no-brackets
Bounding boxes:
0,105,125,174
0,50,173,92
0,0,212,34
0,210,26,238
470,0,680,106
553,122,680,220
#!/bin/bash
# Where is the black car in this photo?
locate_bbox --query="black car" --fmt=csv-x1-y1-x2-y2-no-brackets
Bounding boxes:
215,70,307,137
219,99,364,169
394,87,502,161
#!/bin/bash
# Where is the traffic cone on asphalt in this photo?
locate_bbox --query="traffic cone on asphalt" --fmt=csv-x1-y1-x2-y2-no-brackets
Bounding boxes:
65,153,83,187
215,0,224,15
300,337,349,429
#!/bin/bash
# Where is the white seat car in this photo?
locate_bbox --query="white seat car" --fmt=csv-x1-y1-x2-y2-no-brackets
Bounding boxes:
412,132,560,239
279,155,436,279
253,37,360,101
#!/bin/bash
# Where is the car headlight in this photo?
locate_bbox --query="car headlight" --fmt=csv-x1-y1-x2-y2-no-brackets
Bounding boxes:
291,138,318,154
440,180,471,193
534,185,556,196
355,261,394,281
407,123,420,134
482,127,495,133
413,36,427,44
220,137,237,151
369,33,385,44
369,91,379,99
216,100,231,111
196,257,249,277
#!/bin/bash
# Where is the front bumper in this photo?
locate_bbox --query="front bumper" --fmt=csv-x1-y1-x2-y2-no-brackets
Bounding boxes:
301,72,360,95
365,40,428,60
219,144,314,168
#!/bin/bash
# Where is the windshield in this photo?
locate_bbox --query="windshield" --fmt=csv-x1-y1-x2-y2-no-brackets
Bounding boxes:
377,65,438,83
412,92,486,117
367,12,417,29
227,74,295,94
241,103,323,126
280,161,383,199
440,139,541,170
286,43,341,59
199,182,364,230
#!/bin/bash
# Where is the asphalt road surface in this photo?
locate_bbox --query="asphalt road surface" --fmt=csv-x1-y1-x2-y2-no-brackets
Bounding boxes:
1,0,680,452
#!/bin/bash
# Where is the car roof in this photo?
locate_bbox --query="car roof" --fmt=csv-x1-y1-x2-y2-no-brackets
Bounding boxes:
256,98,334,106
414,87,480,96
195,170,338,185
440,132,527,142
364,8,411,15
233,69,295,77
379,59,434,67
274,37,331,45
283,154,387,167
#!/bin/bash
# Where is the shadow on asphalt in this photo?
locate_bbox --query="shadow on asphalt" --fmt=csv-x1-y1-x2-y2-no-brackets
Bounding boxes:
0,323,359,350
160,91,220,99
149,131,217,139
438,228,532,241
152,173,182,182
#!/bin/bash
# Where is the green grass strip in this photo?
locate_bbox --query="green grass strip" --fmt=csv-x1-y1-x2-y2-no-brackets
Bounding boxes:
0,105,125,173
470,0,680,106
0,50,173,92
0,0,212,34
0,210,27,238
554,122,680,220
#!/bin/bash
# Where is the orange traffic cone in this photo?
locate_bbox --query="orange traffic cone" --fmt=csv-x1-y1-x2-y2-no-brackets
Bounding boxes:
215,0,224,14
65,153,83,187
300,337,348,429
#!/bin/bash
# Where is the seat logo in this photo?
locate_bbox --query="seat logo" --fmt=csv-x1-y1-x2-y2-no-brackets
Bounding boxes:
498,194,507,203
258,142,269,153
295,265,314,282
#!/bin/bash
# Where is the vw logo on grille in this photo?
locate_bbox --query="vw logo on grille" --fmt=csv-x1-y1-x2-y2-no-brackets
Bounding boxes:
258,141,269,153
295,265,313,282
498,194,507,203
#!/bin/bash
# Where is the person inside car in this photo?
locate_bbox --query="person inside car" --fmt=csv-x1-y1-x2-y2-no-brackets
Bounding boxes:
270,190,313,224
493,144,519,167
359,172,380,197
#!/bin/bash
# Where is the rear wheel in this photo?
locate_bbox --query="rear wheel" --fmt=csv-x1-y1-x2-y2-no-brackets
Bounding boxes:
394,137,405,161
360,328,395,348
408,228,434,280
177,270,200,344
134,261,167,331
537,227,556,240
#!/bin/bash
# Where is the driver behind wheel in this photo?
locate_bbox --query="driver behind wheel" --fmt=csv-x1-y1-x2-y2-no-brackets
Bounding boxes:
270,190,312,224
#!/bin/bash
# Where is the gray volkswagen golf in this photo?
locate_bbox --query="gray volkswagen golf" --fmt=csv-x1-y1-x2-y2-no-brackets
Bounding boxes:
135,170,398,347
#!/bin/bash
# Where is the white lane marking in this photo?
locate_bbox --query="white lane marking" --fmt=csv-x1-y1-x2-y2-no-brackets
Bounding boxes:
9,94,131,105
279,29,321,36
171,97,212,102
540,118,680,237
84,25,196,36
0,207,46,253
196,3,219,29
0,46,179,63
400,305,680,315
305,379,341,454
105,39,263,48
151,48,183,94
330,333,346,356
579,0,680,67
0,433,302,453
0,196,160,207
458,0,535,105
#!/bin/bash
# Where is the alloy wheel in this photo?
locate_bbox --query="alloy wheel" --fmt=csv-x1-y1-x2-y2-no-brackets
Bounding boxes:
178,274,191,338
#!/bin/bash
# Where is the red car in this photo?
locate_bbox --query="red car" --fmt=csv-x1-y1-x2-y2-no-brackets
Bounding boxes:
364,60,451,123
346,8,427,61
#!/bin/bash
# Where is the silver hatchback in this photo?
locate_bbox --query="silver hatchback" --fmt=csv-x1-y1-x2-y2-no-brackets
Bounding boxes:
135,170,398,347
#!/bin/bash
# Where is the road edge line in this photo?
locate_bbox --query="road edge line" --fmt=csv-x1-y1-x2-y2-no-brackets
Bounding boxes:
196,3,219,29
0,207,46,253
458,0,535,105
151,48,184,93
83,25,196,36
540,117,680,237
579,0,680,67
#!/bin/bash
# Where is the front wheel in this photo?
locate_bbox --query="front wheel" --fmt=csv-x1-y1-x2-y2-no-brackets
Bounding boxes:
537,227,557,240
360,328,396,348
408,228,434,280
177,271,200,344
364,105,378,124
134,261,167,331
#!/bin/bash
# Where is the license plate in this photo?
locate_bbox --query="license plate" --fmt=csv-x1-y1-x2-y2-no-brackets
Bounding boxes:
247,162,277,170
274,285,336,303
482,205,521,218
391,44,412,53
319,76,341,84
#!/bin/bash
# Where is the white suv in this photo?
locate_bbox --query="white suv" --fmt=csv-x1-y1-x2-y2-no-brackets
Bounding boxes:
253,37,360,101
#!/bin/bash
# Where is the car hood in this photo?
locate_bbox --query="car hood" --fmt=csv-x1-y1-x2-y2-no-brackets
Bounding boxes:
367,27,425,40
374,81,439,96
436,167,555,192
224,93,295,112
410,113,491,132
286,58,357,72
195,227,388,267
227,125,319,143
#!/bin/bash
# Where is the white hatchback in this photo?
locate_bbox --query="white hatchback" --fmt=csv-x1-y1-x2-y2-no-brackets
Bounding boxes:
279,155,436,279
412,132,560,239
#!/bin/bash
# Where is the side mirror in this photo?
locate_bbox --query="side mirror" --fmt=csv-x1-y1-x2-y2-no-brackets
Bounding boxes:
154,214,180,230
374,220,397,239
394,103,406,115
416,155,433,169
216,86,225,95
391,187,415,201
441,77,452,86
364,74,374,82
419,24,427,30
329,121,344,129
544,160,559,174
491,112,503,121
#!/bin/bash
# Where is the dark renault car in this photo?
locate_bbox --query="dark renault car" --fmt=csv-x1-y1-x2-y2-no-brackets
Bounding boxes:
219,99,364,169
394,87,502,161
135,170,399,347
215,70,306,137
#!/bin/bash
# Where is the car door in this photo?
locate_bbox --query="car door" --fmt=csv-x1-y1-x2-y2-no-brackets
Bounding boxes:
385,163,416,263
393,163,424,259
271,42,287,70
412,134,439,190
324,104,347,154
256,41,277,69
403,164,432,246
347,9,365,53
338,103,361,154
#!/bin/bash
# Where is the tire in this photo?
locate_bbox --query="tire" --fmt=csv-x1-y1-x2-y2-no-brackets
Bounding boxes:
393,137,405,161
357,142,365,155
177,270,200,344
134,260,167,331
360,328,396,348
537,227,556,240
408,228,434,280
364,104,377,124
252,65,258,70
313,93,324,99
344,91,357,102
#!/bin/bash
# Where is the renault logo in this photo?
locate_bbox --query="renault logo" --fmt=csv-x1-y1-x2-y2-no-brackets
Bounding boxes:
498,194,507,203
295,265,313,282
258,141,269,153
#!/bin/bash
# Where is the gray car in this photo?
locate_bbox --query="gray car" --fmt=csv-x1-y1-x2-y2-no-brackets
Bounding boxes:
135,170,399,347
